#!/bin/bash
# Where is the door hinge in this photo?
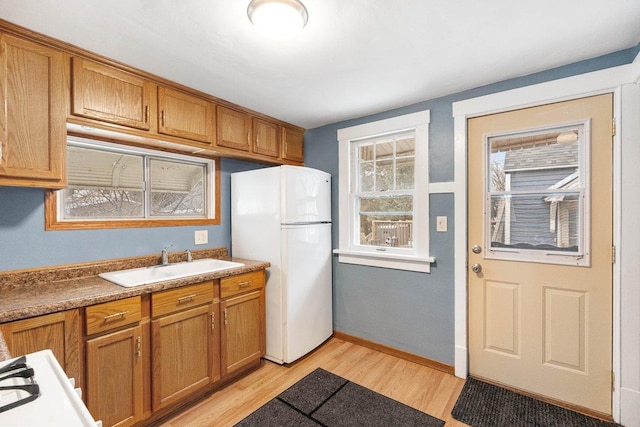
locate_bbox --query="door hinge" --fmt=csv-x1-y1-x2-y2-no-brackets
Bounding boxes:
611,372,615,391
612,118,616,137
612,245,616,264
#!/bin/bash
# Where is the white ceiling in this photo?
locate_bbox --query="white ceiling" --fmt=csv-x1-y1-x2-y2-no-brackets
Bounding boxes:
1,1,639,129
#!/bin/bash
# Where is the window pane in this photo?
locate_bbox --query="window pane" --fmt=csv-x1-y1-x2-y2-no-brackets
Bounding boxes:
63,189,144,218
358,195,413,248
490,192,580,252
489,127,581,192
357,133,415,193
396,157,414,190
63,146,144,219
67,146,143,190
359,144,374,161
359,161,374,192
150,159,206,217
375,159,394,191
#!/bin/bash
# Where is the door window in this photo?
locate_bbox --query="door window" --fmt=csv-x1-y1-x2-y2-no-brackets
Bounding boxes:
485,121,590,266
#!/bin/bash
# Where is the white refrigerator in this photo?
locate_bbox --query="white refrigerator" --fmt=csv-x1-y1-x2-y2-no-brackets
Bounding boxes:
231,165,332,364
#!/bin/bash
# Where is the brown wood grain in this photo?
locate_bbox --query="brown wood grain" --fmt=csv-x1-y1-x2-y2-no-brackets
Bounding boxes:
85,296,142,336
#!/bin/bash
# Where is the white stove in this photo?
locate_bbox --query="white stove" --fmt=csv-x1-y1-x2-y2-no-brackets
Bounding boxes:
0,350,99,426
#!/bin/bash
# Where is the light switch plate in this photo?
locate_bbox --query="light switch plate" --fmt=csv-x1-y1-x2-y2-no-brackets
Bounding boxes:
194,230,208,245
436,216,448,232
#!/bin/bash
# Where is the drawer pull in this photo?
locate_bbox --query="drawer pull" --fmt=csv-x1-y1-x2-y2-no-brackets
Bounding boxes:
177,294,197,304
103,311,129,322
239,281,251,288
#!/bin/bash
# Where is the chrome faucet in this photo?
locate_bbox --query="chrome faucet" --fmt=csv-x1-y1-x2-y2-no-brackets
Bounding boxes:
161,245,172,265
185,249,193,263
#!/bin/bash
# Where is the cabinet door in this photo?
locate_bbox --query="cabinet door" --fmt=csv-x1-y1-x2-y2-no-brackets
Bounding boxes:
158,86,215,144
72,57,152,130
0,310,81,387
0,34,66,187
221,289,265,377
86,325,144,427
216,106,251,151
151,304,215,410
252,118,280,158
281,125,304,163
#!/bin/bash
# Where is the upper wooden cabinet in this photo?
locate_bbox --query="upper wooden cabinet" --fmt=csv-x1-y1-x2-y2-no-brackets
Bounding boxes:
0,34,66,188
281,125,304,162
71,57,153,130
0,24,304,171
157,86,215,145
252,118,280,158
216,106,252,151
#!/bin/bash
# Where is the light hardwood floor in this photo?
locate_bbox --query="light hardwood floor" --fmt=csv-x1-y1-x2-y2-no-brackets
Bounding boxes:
159,337,469,426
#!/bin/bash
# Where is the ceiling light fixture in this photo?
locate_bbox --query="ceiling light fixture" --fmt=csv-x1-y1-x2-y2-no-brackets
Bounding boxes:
247,0,309,40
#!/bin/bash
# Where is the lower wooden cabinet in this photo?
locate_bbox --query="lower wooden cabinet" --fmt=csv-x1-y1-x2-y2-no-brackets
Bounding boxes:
220,270,266,377
86,325,144,427
0,309,82,387
0,269,265,427
221,290,264,376
84,296,144,427
151,302,220,410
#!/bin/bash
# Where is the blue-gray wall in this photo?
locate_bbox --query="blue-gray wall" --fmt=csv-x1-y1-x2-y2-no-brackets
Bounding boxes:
305,46,640,365
0,158,263,271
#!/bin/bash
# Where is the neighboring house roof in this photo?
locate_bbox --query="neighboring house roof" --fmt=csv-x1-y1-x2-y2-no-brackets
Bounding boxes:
503,141,578,171
544,171,579,203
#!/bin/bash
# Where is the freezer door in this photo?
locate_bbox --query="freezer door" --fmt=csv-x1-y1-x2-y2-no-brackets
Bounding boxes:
281,166,331,224
281,223,333,363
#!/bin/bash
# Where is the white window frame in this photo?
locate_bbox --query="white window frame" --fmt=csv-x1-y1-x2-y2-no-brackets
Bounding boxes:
334,110,434,273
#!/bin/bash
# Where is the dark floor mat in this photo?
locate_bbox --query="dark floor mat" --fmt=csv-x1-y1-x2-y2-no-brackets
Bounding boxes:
451,377,622,427
236,368,445,427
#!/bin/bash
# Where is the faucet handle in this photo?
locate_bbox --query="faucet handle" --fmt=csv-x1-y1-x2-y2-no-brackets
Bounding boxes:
162,244,173,252
185,249,193,263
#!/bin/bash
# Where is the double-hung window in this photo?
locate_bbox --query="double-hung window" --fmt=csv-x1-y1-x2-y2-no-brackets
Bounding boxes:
335,110,434,272
45,137,219,229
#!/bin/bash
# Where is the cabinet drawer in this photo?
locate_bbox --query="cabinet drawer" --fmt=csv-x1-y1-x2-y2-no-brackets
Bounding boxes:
86,296,142,336
152,282,213,318
221,270,264,298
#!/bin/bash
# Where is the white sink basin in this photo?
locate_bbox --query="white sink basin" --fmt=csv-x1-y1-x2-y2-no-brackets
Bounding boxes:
99,258,244,287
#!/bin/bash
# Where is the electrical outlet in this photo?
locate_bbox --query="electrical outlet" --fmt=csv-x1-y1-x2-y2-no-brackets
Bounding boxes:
194,230,208,245
436,216,448,232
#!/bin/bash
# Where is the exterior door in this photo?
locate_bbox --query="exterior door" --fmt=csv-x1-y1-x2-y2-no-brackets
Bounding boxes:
468,94,613,415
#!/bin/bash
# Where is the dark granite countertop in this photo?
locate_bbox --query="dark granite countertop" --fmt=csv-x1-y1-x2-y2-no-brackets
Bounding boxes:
0,248,269,360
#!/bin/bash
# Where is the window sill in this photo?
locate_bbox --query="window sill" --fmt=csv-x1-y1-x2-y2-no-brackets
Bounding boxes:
333,249,435,273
